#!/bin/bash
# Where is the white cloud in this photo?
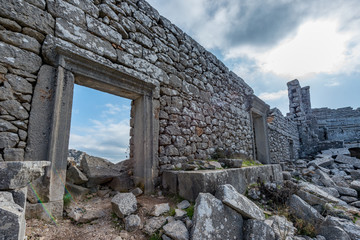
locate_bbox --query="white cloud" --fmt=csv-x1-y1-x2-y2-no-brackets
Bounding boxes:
69,103,131,163
258,90,288,101
325,81,341,87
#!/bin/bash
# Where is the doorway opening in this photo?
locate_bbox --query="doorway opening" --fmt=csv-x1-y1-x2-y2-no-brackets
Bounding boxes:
251,111,270,164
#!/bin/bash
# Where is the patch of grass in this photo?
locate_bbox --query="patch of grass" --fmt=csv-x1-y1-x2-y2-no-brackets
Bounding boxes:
186,204,195,219
150,233,162,240
242,159,262,167
294,218,316,237
63,192,72,207
111,212,123,232
168,207,176,216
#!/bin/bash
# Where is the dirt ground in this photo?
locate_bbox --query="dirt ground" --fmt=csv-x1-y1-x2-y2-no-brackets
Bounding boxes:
26,194,176,240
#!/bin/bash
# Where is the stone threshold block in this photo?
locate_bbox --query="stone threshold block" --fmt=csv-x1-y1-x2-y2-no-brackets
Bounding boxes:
163,164,283,202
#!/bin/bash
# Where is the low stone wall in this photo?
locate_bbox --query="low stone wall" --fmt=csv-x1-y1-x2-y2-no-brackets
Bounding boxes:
267,108,300,163
162,164,283,201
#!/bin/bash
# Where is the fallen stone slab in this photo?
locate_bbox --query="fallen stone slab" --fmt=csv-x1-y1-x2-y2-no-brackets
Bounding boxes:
177,200,190,210
265,215,296,240
289,194,324,226
163,164,282,201
318,216,360,240
65,183,90,200
191,193,243,240
319,187,340,198
66,165,88,185
143,216,167,235
243,219,275,240
340,196,358,203
298,182,345,205
111,192,137,218
163,220,189,240
0,161,50,190
308,157,334,168
318,225,351,240
335,186,358,197
218,158,243,168
316,169,336,187
215,184,265,220
335,155,360,168
81,154,122,187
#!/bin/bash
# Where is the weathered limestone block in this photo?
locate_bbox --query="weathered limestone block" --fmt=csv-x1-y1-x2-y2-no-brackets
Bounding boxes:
163,220,189,240
111,192,137,218
215,184,265,220
0,193,25,240
0,30,41,54
0,0,54,34
335,155,360,168
150,203,170,217
24,0,46,9
0,42,42,73
64,0,99,18
66,165,88,184
0,132,19,149
5,74,33,94
86,15,122,46
143,216,167,235
124,214,141,232
99,4,119,21
289,194,324,226
47,0,86,28
0,17,22,32
319,216,360,239
0,161,50,190
265,215,296,240
0,119,17,132
65,183,89,200
0,100,29,120
191,193,243,240
243,219,276,240
22,27,45,43
3,148,24,161
55,18,117,61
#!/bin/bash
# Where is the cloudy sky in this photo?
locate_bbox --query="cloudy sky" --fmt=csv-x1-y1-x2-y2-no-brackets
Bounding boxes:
69,0,360,162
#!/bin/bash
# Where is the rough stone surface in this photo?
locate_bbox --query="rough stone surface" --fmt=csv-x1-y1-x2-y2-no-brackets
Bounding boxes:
289,194,324,226
111,192,137,218
0,161,50,190
151,203,170,216
265,215,296,240
66,165,88,185
0,196,25,240
319,216,360,240
163,220,189,240
0,30,41,54
191,193,243,240
243,219,276,240
143,216,167,235
177,200,190,210
215,184,265,220
124,214,141,232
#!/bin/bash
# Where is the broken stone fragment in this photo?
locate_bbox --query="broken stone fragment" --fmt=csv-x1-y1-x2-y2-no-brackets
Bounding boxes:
111,192,137,218
288,194,324,227
150,203,170,216
191,192,243,240
0,161,50,190
163,220,189,240
215,184,265,220
124,214,141,232
143,216,167,235
265,215,296,240
177,200,190,210
243,219,276,240
66,165,88,185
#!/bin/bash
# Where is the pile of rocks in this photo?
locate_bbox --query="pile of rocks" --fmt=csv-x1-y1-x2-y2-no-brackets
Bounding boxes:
65,150,134,200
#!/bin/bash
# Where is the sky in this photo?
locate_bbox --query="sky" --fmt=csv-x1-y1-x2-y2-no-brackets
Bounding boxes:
69,0,360,162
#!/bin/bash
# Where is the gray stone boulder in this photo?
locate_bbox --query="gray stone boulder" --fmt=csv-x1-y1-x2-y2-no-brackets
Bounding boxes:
163,220,189,240
124,214,141,232
111,192,137,218
151,203,170,216
66,165,88,185
215,184,265,220
318,216,360,240
335,155,360,168
265,215,296,240
350,180,360,192
243,219,275,240
335,186,358,197
308,157,334,168
81,154,122,187
191,193,243,240
108,172,134,192
67,206,106,223
298,182,345,205
143,216,167,235
0,192,25,240
0,161,50,190
65,183,90,200
289,194,324,226
177,200,190,209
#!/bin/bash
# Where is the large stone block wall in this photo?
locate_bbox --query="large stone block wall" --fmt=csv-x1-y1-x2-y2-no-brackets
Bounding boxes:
267,108,300,163
312,107,360,143
0,0,256,168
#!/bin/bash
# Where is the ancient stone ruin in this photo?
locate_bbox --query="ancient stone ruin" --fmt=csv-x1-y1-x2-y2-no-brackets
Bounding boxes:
0,0,359,239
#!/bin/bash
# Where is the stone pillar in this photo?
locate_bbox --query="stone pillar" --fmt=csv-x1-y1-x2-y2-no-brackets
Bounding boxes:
301,86,311,115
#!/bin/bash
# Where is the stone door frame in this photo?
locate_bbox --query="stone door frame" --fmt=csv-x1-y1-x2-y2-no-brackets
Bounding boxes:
26,46,157,216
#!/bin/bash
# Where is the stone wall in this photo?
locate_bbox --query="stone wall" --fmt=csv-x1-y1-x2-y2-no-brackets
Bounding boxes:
312,107,360,143
267,108,300,163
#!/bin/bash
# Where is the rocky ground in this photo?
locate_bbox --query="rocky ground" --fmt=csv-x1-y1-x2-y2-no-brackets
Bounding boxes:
25,147,360,239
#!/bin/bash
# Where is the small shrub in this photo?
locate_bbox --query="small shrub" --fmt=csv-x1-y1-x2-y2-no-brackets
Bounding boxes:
63,192,72,207
294,218,316,237
168,207,176,216
150,233,162,240
186,204,195,219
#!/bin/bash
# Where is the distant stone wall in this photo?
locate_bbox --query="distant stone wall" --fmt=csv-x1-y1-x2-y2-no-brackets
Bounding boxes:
312,107,360,143
0,0,256,169
267,108,300,163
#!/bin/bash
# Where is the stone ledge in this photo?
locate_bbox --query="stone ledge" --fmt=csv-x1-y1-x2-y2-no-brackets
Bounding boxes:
162,164,283,202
